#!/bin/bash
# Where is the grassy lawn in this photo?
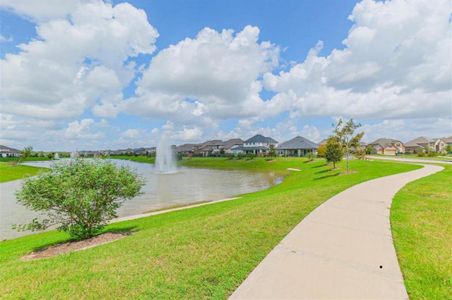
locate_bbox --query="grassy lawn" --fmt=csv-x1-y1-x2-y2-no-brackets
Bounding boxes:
374,154,452,162
0,162,48,183
0,158,419,299
0,157,52,163
107,155,155,164
391,165,452,299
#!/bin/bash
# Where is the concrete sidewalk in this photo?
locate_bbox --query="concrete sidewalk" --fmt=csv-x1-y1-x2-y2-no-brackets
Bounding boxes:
230,164,443,299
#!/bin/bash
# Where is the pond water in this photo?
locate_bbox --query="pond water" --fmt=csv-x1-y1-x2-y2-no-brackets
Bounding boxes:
0,159,281,240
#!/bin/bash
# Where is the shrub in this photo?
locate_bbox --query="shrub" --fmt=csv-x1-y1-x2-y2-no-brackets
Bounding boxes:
317,144,326,158
15,159,144,240
417,151,426,157
306,152,315,162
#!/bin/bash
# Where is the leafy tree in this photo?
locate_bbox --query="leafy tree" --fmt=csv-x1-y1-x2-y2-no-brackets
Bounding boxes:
268,144,276,158
19,146,33,163
333,118,364,173
325,137,343,169
15,159,144,240
317,143,326,158
446,144,452,154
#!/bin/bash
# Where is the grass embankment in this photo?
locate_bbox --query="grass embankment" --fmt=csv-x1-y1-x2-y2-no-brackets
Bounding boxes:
0,157,52,163
107,155,155,164
0,162,47,183
391,165,452,299
0,158,419,299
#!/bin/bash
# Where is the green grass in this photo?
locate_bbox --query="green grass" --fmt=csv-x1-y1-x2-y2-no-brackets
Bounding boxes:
374,154,452,162
0,162,48,183
391,165,452,299
107,155,155,164
0,156,52,162
0,158,419,299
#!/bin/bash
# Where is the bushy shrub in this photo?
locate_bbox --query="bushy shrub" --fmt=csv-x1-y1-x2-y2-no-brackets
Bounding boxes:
15,159,144,240
317,144,326,158
325,137,343,168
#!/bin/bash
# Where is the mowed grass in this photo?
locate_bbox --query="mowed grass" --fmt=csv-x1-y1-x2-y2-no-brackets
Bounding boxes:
391,165,452,299
0,158,419,299
0,162,47,183
108,155,155,164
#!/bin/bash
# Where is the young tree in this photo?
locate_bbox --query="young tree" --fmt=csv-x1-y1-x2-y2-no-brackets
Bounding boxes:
325,137,343,169
268,144,276,158
15,159,144,240
19,146,33,163
333,118,364,173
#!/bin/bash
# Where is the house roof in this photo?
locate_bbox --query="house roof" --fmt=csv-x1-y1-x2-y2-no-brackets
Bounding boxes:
234,145,269,151
175,143,197,152
245,134,278,144
0,145,20,153
369,138,403,148
223,138,243,149
442,136,452,144
277,136,318,150
405,136,430,147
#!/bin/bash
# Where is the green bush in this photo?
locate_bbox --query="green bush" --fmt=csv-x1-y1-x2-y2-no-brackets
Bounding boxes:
15,159,144,240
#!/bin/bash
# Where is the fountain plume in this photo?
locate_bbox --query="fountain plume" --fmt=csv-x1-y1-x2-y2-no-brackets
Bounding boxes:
155,133,177,174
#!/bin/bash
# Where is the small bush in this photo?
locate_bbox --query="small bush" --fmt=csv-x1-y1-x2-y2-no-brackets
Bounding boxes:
15,159,144,240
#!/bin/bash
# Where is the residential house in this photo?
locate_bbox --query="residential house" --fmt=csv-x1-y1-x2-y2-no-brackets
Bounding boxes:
175,143,198,156
232,134,278,156
0,145,20,157
277,136,318,157
368,138,405,155
195,140,225,156
223,138,243,153
405,137,447,153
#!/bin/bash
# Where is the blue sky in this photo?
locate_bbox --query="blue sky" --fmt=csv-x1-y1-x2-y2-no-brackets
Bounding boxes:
0,0,450,150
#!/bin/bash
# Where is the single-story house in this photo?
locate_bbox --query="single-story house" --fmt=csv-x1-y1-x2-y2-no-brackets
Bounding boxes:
233,134,278,156
405,137,447,153
277,136,318,157
368,138,405,155
0,145,20,157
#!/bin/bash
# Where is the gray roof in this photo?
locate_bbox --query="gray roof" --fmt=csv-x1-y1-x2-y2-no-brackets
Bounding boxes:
368,138,402,148
245,134,278,144
175,143,197,152
277,136,318,150
405,136,430,147
223,138,243,149
0,145,20,153
442,136,452,144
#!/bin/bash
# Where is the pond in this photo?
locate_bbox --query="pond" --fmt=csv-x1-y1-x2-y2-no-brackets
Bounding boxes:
0,159,281,240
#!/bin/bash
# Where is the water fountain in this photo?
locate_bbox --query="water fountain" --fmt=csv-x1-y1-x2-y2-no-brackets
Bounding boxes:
70,151,79,159
54,153,60,160
155,133,177,174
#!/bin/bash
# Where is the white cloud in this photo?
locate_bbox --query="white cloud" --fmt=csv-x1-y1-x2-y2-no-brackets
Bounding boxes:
64,118,96,139
263,0,452,119
0,0,79,22
125,25,280,123
0,0,158,120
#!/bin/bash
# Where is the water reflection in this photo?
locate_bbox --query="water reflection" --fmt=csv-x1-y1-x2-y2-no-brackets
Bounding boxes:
0,159,281,240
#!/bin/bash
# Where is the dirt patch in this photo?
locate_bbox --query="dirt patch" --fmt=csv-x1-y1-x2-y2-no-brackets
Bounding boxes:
22,232,128,260
287,168,301,172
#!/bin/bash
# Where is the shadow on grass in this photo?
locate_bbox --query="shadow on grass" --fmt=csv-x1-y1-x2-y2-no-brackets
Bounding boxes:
31,226,137,252
315,168,333,174
311,163,328,168
314,172,340,180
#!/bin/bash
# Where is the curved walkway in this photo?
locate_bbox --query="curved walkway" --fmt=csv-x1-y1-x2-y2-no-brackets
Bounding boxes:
231,164,443,299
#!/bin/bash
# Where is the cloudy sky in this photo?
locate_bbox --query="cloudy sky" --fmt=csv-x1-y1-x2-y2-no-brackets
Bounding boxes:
0,0,451,151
